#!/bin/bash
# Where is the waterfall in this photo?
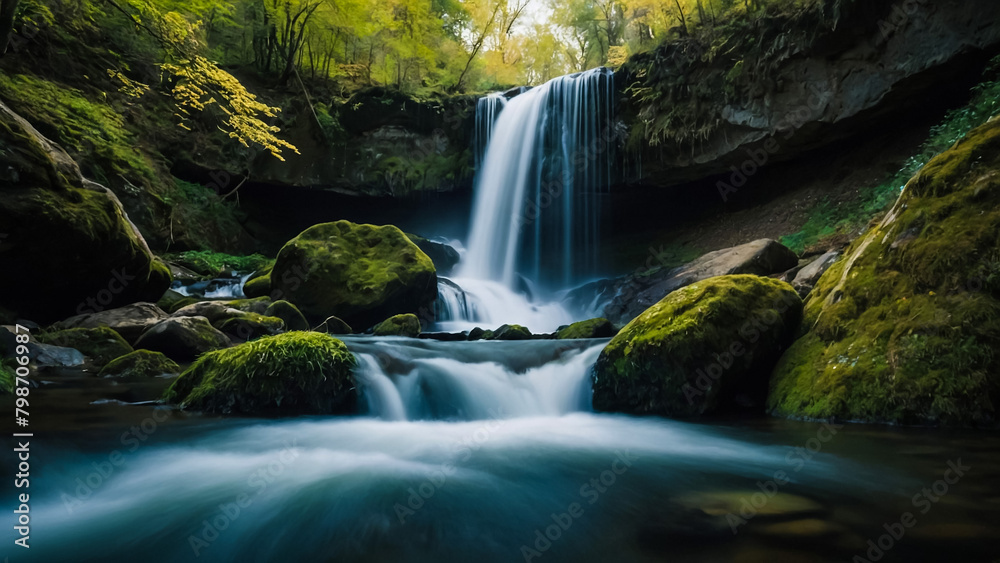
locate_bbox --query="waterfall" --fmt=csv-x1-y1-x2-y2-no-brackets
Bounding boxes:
348,337,601,421
461,68,616,288
473,93,506,169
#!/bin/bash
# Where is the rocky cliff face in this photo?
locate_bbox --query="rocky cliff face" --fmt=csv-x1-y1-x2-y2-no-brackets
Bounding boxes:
618,0,1000,188
244,88,477,197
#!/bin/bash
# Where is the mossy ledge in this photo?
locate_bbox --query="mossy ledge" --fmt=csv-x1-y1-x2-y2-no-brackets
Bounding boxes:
593,275,802,417
163,332,358,415
768,118,1000,426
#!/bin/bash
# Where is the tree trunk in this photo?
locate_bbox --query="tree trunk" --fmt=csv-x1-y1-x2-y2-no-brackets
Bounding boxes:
0,0,21,56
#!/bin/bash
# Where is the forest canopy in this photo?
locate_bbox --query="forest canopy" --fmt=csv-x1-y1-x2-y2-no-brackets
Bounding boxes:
1,0,820,94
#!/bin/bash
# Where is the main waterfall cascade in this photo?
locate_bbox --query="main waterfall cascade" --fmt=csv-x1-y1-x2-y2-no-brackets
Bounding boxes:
436,68,617,333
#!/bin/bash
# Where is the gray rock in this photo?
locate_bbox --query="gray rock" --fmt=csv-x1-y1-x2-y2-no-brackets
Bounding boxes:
577,239,799,326
133,317,230,362
53,303,169,344
792,250,840,297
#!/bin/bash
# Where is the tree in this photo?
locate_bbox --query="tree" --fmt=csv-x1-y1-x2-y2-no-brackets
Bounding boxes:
0,0,20,55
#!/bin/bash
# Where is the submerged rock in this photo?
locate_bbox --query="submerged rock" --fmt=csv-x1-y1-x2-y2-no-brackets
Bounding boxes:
769,118,1000,426
35,327,133,367
372,314,422,337
163,332,357,415
0,102,171,324
270,221,438,329
593,275,802,417
556,318,616,339
53,303,169,344
133,316,231,361
98,350,180,378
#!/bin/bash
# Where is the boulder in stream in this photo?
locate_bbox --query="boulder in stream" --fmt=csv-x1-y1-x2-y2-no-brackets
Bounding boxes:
593,275,802,417
270,221,438,330
163,332,357,415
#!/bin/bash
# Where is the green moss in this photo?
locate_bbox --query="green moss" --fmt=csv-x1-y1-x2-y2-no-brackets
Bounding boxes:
557,318,616,339
0,72,155,183
594,275,802,417
780,55,1000,255
271,220,437,329
264,300,310,332
770,118,1000,425
224,297,272,314
163,249,272,277
98,350,181,378
372,314,422,337
243,275,272,299
35,327,133,367
163,332,358,415
492,324,532,341
0,360,14,394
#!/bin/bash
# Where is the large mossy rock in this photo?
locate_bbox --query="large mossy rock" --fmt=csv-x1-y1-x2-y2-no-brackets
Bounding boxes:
98,350,181,378
133,316,231,362
35,327,133,367
163,332,358,415
0,102,171,324
270,221,437,329
372,313,421,337
556,318,616,339
593,275,802,417
769,119,1000,426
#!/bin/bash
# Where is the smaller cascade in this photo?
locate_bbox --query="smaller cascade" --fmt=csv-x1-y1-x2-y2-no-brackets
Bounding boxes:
473,93,507,169
348,337,602,421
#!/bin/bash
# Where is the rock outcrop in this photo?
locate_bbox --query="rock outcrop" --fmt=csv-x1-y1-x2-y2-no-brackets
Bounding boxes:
0,102,171,323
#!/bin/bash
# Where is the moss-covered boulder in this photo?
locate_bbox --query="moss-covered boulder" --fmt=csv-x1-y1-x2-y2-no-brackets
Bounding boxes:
133,316,231,362
98,350,181,378
243,275,271,299
492,324,532,340
372,314,421,337
769,119,1000,426
0,102,171,324
593,275,802,417
270,221,437,329
35,327,133,367
264,300,310,332
223,297,272,315
163,332,358,415
556,318,616,339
